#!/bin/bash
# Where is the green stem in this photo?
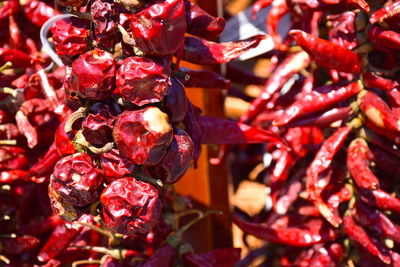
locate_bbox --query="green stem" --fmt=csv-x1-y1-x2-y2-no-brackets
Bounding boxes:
72,259,101,267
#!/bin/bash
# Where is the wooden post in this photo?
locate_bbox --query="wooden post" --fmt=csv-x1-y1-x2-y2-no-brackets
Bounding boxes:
174,0,233,252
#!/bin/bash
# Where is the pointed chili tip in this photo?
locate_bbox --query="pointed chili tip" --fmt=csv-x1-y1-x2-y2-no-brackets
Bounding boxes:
288,29,302,37
37,253,50,262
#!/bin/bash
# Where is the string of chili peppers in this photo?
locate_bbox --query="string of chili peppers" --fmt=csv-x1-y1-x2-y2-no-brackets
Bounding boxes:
0,0,281,265
230,0,400,265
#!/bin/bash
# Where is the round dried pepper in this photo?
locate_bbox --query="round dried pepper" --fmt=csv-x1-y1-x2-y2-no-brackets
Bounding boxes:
113,107,173,166
68,48,116,100
51,17,90,65
128,0,187,55
116,56,171,106
50,153,104,206
148,128,193,184
81,103,121,146
101,177,162,235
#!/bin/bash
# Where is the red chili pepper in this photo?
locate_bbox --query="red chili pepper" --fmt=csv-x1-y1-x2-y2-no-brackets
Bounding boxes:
8,15,23,50
344,215,391,264
37,222,80,262
306,126,351,227
182,35,266,65
359,188,400,215
286,106,353,127
177,67,230,89
274,168,304,214
362,71,399,91
370,145,400,176
128,0,187,56
367,25,400,50
267,0,288,49
358,90,400,132
198,115,286,146
183,248,241,267
19,215,63,235
370,1,400,24
226,63,267,85
289,30,362,74
252,0,273,17
184,0,225,39
347,138,380,190
24,0,60,27
0,47,33,68
241,51,310,123
354,200,400,244
1,235,40,255
0,0,19,22
233,215,337,246
273,81,361,126
0,170,28,183
363,128,400,159
101,177,162,235
29,142,61,179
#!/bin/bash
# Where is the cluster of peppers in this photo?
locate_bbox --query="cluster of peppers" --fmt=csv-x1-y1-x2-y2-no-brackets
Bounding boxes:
0,0,290,265
228,0,400,265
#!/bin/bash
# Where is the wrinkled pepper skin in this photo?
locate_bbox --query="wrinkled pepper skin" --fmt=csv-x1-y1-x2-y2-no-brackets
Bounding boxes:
50,153,104,206
129,0,187,56
116,57,171,106
289,30,362,74
113,107,173,166
101,177,162,235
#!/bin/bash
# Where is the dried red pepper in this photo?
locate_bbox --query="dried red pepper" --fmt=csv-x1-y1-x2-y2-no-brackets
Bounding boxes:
289,30,362,74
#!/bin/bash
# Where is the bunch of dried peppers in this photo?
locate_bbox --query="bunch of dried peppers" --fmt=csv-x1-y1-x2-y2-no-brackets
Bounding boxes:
230,0,400,265
0,0,280,266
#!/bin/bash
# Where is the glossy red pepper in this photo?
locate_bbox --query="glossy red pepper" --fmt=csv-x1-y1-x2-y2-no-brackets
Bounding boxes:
101,177,162,235
252,0,273,17
182,35,266,65
347,138,380,190
113,107,173,166
359,188,400,215
370,1,400,24
184,0,225,39
24,0,60,27
178,67,230,89
233,215,336,247
289,30,362,74
1,235,40,255
241,51,310,123
0,47,33,68
266,0,288,49
362,71,399,91
344,215,391,264
37,222,80,262
128,0,187,56
116,56,171,106
367,25,400,50
354,200,400,244
306,126,352,227
273,81,361,126
50,153,104,206
198,115,285,146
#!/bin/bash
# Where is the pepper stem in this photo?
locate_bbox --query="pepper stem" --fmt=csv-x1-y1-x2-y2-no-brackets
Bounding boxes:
117,25,136,46
0,255,10,264
74,221,122,246
0,140,16,145
167,210,222,248
0,62,12,72
72,259,101,267
65,107,87,133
